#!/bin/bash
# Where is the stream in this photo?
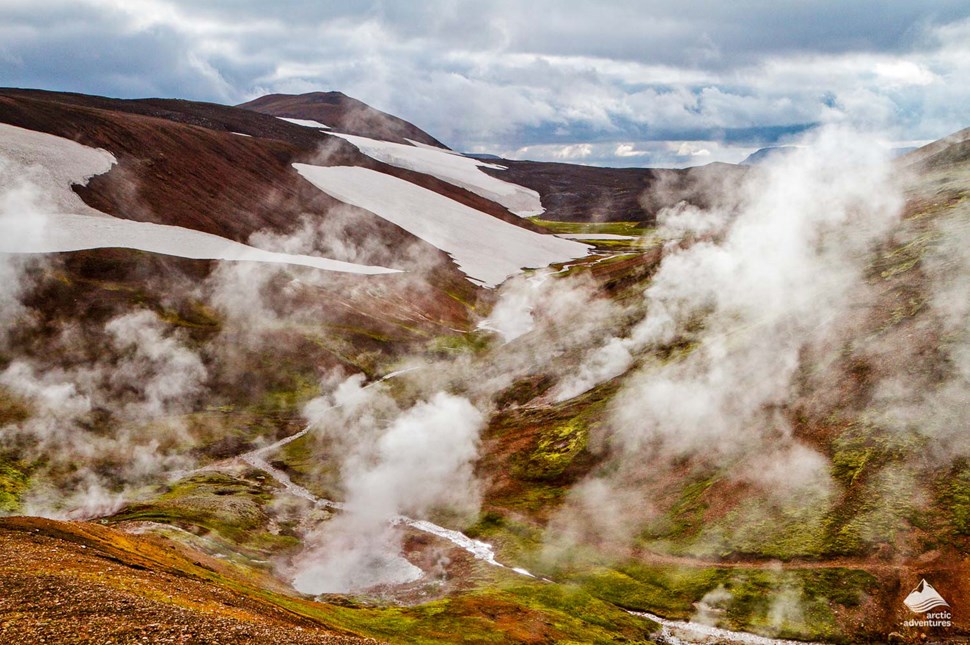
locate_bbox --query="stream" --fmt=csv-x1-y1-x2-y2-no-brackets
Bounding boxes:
232,365,537,578
630,611,825,645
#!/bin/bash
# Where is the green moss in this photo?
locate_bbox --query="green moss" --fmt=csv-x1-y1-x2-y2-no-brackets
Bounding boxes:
528,218,652,238
0,459,29,513
313,583,659,645
574,564,872,643
825,465,919,555
521,418,589,481
110,472,296,553
255,373,320,414
938,463,970,536
427,331,491,356
707,500,831,560
640,472,718,544
157,300,222,329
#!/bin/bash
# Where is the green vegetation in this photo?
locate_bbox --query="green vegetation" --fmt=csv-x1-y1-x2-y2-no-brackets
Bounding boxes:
528,218,651,237
939,461,970,537
312,581,660,645
0,389,32,513
427,330,492,356
573,563,874,643
0,458,29,513
157,300,222,329
111,472,299,553
521,418,589,481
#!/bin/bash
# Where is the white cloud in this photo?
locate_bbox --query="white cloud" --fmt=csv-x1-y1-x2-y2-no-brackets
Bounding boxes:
2,2,968,164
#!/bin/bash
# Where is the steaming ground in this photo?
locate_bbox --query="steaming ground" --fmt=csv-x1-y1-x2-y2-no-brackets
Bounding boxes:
548,126,906,556
4,101,970,642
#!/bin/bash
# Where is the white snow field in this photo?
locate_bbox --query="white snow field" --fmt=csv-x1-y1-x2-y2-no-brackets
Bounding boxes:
328,132,544,217
293,164,591,287
0,123,399,275
276,117,331,129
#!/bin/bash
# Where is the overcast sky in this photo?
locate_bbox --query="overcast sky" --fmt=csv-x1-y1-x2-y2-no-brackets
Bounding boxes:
2,0,969,166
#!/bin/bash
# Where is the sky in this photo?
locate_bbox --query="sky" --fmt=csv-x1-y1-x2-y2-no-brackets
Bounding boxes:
2,0,969,167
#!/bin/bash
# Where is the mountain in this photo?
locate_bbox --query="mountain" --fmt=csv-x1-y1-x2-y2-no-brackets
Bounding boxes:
740,145,801,165
485,159,746,222
2,87,970,644
239,91,449,148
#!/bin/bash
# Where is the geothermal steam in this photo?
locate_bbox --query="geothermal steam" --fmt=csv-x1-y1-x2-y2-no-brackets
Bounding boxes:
550,125,904,553
291,375,484,594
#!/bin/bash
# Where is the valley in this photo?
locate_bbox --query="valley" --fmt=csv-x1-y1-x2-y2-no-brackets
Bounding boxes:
1,86,969,645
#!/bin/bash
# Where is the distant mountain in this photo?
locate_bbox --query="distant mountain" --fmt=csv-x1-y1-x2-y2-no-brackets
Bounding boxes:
239,91,448,148
483,159,747,222
740,145,799,165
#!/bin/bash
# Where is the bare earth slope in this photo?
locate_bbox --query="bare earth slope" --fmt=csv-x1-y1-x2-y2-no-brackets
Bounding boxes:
239,92,448,148
481,158,747,223
0,517,376,644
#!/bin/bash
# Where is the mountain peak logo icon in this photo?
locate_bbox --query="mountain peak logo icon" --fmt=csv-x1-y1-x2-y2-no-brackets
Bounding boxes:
904,579,950,614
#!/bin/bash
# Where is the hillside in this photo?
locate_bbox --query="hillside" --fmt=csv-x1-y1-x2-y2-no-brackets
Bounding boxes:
1,88,970,644
239,92,448,149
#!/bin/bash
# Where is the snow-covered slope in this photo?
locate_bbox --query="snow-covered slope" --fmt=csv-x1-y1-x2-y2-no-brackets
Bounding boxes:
293,164,590,287
4,213,400,274
0,123,397,275
328,132,544,217
276,117,331,129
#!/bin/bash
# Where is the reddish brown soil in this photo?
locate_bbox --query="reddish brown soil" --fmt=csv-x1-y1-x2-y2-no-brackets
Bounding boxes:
0,517,378,644
0,88,542,246
239,92,447,148
483,159,746,223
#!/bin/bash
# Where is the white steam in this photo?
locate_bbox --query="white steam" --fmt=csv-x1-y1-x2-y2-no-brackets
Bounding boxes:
0,310,207,518
291,376,484,594
553,125,904,548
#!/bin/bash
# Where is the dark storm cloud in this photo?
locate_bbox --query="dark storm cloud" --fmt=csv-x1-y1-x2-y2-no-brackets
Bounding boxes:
1,0,968,166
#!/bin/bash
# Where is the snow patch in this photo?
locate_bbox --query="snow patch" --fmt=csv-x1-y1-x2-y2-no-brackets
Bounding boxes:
277,117,330,129
0,123,398,275
329,132,543,217
293,164,589,287
4,213,401,274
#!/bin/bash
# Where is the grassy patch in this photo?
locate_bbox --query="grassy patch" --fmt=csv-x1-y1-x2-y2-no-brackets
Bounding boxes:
938,461,970,537
519,418,589,481
0,458,30,513
573,563,873,643
314,582,660,645
427,330,492,356
528,218,652,238
111,472,299,553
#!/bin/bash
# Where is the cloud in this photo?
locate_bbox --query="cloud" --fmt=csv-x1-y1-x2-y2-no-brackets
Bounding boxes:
1,2,968,166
